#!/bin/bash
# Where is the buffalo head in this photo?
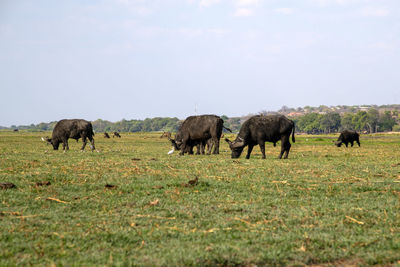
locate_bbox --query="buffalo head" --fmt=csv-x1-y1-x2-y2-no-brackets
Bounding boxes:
334,140,343,147
42,136,60,150
225,137,245,158
169,133,183,151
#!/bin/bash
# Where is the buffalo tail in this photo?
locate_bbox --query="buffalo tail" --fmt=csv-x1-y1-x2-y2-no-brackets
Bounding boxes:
291,123,295,143
223,126,232,133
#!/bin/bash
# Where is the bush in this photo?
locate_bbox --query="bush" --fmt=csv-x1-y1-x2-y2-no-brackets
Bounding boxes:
392,124,400,132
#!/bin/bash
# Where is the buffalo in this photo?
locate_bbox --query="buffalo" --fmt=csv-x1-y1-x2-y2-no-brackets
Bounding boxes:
113,132,121,138
160,132,171,139
182,138,214,155
335,130,360,147
43,119,95,151
169,115,231,155
225,115,295,159
104,132,110,138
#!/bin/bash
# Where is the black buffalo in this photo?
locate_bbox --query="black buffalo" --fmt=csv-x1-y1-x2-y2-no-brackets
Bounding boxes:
169,115,231,155
225,115,295,159
44,119,95,151
183,138,214,155
113,132,121,138
335,130,360,147
104,132,110,138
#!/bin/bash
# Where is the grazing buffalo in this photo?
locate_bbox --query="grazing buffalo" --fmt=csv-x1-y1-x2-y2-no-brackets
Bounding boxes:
113,132,121,138
104,132,110,138
225,115,295,159
169,115,231,155
335,130,360,147
44,119,95,151
183,138,213,155
160,132,171,139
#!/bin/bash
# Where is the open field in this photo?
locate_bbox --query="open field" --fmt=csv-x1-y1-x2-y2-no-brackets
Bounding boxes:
1,131,400,266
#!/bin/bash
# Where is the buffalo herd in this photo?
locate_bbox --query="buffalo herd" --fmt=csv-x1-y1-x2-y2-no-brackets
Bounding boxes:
41,115,361,157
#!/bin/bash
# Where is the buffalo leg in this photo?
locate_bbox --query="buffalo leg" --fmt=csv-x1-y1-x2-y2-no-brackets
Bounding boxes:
212,138,219,154
283,142,291,159
350,141,354,147
180,139,188,155
195,144,200,155
206,141,213,155
278,146,284,159
259,142,266,159
344,142,348,147
280,135,291,159
62,138,69,151
88,136,95,151
357,139,360,147
246,144,254,159
279,136,287,159
200,141,206,155
81,137,87,150
187,145,194,154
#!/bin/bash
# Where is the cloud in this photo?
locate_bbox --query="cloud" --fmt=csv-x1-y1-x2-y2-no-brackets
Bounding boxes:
233,0,258,17
114,0,155,15
235,0,259,7
199,0,221,7
369,41,396,51
233,8,253,17
274,8,294,15
307,0,363,7
360,6,389,17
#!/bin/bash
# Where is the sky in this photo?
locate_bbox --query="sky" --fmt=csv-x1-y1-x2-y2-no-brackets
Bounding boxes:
1,0,399,126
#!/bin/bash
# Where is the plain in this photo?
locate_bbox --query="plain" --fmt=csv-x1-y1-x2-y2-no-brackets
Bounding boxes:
0,131,399,266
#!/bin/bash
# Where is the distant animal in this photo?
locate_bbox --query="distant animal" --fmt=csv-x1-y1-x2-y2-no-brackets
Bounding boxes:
113,132,121,138
225,114,295,159
104,132,110,138
160,132,171,139
13,129,19,132
42,119,95,151
169,115,231,155
335,130,360,147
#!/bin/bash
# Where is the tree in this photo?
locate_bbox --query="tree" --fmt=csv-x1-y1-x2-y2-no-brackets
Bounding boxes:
320,113,341,133
352,111,368,131
379,111,396,131
341,113,354,130
366,109,379,133
297,113,323,134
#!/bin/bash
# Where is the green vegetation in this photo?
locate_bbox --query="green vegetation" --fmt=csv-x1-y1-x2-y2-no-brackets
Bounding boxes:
1,131,399,266
292,110,398,134
4,105,400,134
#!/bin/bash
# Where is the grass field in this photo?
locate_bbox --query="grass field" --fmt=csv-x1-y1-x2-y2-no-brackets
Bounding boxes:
1,131,399,266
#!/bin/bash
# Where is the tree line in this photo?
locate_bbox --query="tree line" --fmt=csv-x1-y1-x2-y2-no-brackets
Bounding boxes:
292,109,399,134
6,108,400,134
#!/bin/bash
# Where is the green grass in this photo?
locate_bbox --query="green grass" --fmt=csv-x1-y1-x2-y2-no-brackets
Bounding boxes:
1,131,400,266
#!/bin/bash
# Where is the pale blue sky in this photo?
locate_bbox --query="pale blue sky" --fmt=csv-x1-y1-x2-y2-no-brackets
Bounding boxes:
1,0,399,126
